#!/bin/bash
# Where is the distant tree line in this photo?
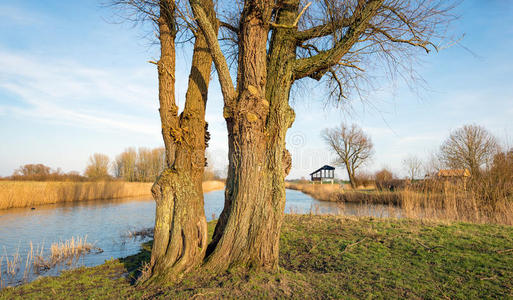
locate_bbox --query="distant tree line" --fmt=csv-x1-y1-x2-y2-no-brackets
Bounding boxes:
6,147,166,182
111,147,166,182
7,164,87,181
4,147,227,182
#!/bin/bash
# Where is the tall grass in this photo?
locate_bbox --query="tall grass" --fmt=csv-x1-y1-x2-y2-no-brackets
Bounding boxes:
286,182,398,204
0,236,97,288
0,181,152,210
202,180,225,193
286,181,513,225
285,182,343,201
0,180,226,210
401,180,513,225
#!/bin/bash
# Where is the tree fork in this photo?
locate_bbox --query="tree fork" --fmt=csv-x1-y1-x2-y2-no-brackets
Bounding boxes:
202,0,298,273
143,0,218,284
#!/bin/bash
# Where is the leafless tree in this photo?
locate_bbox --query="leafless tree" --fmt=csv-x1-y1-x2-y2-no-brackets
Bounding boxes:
439,124,499,176
322,123,374,188
84,153,111,180
113,147,137,181
14,164,51,177
403,154,423,180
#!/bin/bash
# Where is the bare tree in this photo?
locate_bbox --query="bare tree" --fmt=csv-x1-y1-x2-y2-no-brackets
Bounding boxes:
322,123,374,188
439,124,499,176
113,147,137,181
84,153,111,180
403,154,423,180
14,164,51,178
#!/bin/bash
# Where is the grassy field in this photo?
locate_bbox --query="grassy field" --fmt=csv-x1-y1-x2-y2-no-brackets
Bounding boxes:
1,215,512,299
0,180,225,210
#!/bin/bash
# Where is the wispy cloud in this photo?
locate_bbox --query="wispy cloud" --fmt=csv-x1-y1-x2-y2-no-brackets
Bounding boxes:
0,48,160,136
0,4,44,25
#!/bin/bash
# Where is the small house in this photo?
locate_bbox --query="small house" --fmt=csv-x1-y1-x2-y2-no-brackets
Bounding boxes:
436,169,471,190
310,165,335,183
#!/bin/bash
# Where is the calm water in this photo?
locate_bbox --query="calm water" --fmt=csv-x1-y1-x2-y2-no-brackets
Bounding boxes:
0,189,399,287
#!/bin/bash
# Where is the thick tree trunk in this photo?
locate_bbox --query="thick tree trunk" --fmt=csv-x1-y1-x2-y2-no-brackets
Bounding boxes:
347,166,357,189
145,0,217,284
204,1,296,272
203,2,281,272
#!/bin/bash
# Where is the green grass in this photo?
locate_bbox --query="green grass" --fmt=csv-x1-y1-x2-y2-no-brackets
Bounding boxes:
2,215,512,299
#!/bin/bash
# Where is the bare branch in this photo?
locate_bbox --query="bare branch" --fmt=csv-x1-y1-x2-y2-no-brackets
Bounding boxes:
190,0,236,107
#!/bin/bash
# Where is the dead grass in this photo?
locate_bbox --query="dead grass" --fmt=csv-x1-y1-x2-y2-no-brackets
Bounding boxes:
0,181,153,210
48,236,96,265
0,180,225,210
1,236,100,288
286,181,513,225
202,180,225,193
285,182,342,201
401,185,513,226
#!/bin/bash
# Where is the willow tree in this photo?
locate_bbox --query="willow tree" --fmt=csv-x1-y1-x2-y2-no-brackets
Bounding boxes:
191,0,457,272
113,0,218,283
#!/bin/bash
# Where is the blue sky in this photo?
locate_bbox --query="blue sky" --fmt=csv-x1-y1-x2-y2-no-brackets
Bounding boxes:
1,0,512,179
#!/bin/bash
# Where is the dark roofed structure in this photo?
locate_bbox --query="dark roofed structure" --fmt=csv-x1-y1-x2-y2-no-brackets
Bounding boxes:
310,165,335,183
437,169,470,178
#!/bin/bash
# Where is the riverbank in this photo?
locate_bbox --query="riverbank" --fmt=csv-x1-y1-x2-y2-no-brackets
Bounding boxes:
1,215,512,298
0,180,225,210
285,182,513,225
285,182,400,204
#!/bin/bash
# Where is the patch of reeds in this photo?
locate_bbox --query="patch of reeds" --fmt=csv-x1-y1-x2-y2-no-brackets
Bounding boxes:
202,180,225,193
401,179,513,225
286,182,399,205
0,181,153,210
286,180,513,225
286,182,343,202
48,236,98,266
0,236,101,288
0,180,225,210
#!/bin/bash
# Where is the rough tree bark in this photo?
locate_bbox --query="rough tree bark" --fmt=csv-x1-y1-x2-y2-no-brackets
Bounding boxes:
201,1,282,272
190,0,384,272
191,0,451,273
146,0,218,283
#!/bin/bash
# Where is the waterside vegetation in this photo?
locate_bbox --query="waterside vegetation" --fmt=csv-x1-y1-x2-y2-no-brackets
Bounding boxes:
285,180,513,226
1,215,512,299
0,180,224,210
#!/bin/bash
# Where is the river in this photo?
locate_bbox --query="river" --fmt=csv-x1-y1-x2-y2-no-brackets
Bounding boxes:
0,189,400,287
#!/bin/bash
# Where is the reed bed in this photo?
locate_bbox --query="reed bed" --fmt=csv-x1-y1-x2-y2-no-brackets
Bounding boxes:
0,180,225,210
0,181,153,210
401,185,513,226
202,180,225,193
0,236,99,288
286,182,343,202
286,181,513,225
48,236,97,265
286,182,399,204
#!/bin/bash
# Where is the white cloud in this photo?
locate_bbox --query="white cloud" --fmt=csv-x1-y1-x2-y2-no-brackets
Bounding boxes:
0,49,160,136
